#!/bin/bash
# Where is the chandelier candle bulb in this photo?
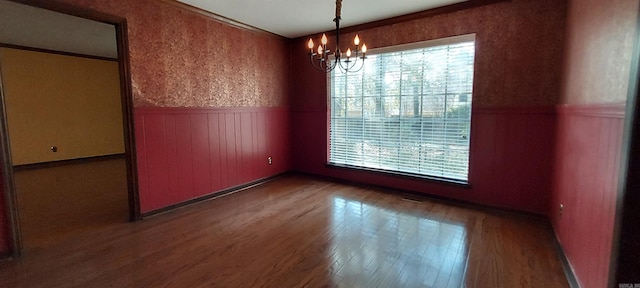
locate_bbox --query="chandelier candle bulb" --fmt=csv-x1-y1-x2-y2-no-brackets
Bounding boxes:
317,45,323,55
321,34,328,45
362,43,367,54
308,38,314,52
354,35,360,46
346,48,352,58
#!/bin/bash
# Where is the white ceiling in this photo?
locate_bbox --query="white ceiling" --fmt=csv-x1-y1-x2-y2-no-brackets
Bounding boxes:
177,0,469,38
0,0,467,58
0,0,117,58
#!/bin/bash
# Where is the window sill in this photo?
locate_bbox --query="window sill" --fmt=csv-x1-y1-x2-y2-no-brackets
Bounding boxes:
326,162,471,189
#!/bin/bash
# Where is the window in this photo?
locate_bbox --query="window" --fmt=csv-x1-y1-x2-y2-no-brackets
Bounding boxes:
329,34,475,183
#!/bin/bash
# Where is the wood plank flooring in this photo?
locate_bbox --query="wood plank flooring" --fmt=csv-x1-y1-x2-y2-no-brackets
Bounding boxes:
0,174,568,287
13,157,129,249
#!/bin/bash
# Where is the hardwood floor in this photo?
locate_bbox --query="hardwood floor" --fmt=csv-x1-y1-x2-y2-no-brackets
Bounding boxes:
13,157,129,249
0,174,568,287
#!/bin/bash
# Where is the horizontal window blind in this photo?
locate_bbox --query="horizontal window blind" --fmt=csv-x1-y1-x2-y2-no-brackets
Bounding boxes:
329,36,475,182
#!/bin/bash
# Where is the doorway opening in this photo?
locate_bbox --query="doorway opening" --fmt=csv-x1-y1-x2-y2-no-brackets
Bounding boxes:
0,0,139,256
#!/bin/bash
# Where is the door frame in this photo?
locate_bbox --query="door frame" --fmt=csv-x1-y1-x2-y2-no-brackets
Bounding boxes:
0,0,140,257
609,4,640,285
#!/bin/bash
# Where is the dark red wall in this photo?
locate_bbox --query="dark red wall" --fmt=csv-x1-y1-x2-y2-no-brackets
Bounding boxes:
292,107,555,214
54,0,289,108
0,0,292,256
43,0,293,215
551,0,638,287
0,4,634,287
552,104,625,288
290,0,566,214
135,107,290,213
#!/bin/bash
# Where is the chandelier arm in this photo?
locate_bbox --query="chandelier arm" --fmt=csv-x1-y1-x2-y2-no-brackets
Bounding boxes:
339,57,360,73
307,0,364,74
336,61,347,74
337,54,366,73
336,58,351,72
348,58,366,73
311,58,324,71
310,53,335,72
326,57,339,73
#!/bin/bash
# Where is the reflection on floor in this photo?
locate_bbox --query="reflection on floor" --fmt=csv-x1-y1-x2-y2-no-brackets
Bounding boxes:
14,156,129,250
0,175,568,287
331,197,468,287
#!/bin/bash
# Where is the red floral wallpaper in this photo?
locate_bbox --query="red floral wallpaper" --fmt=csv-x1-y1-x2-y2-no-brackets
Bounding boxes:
291,0,567,109
561,0,639,104
54,0,289,108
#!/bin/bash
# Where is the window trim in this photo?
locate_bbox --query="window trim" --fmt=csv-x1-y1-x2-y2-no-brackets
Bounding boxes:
326,33,476,185
326,162,472,189
364,34,476,57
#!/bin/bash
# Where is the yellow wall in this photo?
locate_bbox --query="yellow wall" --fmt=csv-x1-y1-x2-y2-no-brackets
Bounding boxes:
0,48,124,165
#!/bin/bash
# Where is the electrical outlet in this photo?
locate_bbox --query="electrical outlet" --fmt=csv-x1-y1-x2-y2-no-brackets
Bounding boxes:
268,156,273,165
559,203,564,215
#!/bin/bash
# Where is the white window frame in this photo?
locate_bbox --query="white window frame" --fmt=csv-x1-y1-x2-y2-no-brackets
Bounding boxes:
327,34,476,184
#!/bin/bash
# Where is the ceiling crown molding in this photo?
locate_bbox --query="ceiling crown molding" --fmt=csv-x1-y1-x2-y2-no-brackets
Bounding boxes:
158,0,286,39
301,0,511,40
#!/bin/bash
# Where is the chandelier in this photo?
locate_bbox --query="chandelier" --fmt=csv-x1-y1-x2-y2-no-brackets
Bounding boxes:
307,0,367,73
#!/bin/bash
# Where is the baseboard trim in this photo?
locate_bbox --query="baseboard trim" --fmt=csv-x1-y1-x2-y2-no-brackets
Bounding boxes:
140,172,291,218
550,225,581,288
293,171,547,219
13,153,125,171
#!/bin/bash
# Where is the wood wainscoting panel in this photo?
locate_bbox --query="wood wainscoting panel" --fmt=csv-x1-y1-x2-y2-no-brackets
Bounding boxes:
291,106,556,215
134,107,291,213
551,104,625,288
